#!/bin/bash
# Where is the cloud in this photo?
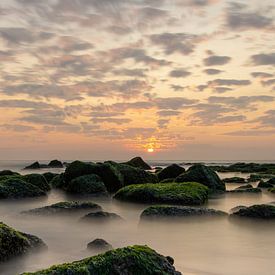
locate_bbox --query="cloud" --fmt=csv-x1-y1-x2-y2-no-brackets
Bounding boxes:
251,72,273,78
261,79,275,87
155,97,197,110
203,55,231,66
170,85,186,91
91,117,132,125
169,69,191,78
253,110,275,127
208,79,251,86
0,99,55,109
157,110,181,116
203,68,223,75
223,129,275,136
250,53,275,66
0,124,36,132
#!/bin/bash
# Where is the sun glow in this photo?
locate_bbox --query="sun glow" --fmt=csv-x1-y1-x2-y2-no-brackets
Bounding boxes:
147,148,154,153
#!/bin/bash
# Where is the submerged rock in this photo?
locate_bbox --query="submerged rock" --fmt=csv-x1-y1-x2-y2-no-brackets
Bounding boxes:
175,164,225,192
124,156,151,170
212,163,275,174
231,204,275,219
23,174,51,192
222,177,246,183
257,180,273,188
0,176,46,199
87,239,113,252
81,211,123,222
48,159,63,168
140,205,227,220
0,222,46,262
227,187,261,193
157,164,185,182
22,245,181,275
67,174,107,195
22,201,102,216
114,182,209,205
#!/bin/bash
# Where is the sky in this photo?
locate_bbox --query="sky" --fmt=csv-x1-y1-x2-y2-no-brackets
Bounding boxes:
0,0,274,161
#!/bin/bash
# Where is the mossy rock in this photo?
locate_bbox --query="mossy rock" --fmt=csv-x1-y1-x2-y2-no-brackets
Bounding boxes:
212,163,275,174
227,187,261,194
267,178,275,185
160,178,175,183
141,205,227,220
23,174,51,192
0,176,46,199
50,174,65,188
0,170,20,176
67,174,107,195
222,177,246,183
64,161,123,193
157,164,185,182
22,201,102,216
114,182,209,205
87,239,113,252
107,161,158,186
22,245,181,275
123,156,151,170
235,184,253,189
231,204,275,219
257,180,273,188
81,211,123,222
269,188,275,194
48,160,63,168
0,222,46,262
175,164,225,192
43,172,58,183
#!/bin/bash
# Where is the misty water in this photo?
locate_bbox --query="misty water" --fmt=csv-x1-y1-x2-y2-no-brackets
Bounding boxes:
1,161,275,275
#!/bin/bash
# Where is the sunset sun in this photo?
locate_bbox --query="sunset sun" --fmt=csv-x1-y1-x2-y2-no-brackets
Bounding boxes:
147,148,154,153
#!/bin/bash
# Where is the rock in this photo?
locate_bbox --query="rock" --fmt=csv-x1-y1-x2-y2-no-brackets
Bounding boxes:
64,161,123,193
140,205,227,220
124,156,151,170
157,164,185,181
0,222,46,262
227,187,261,193
48,159,63,168
81,211,123,222
67,174,108,195
23,174,51,192
257,180,273,188
107,161,158,186
231,204,275,219
269,188,275,194
235,184,253,189
114,182,209,205
175,164,225,192
0,170,19,176
42,172,58,183
87,239,113,252
160,178,175,183
22,201,101,216
49,173,65,188
21,245,181,275
0,176,46,199
212,163,275,174
267,178,275,185
24,161,41,169
222,177,246,183
229,206,246,214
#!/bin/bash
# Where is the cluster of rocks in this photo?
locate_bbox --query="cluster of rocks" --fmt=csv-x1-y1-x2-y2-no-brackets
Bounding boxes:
24,160,64,169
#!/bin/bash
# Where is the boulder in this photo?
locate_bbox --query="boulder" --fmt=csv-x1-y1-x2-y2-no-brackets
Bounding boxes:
42,172,58,183
140,205,227,220
0,176,46,199
0,222,46,262
235,184,253,189
81,211,123,222
23,174,51,192
175,164,225,192
22,201,101,216
48,159,63,168
227,187,261,193
222,177,246,183
124,156,151,170
87,239,113,252
49,174,65,188
114,182,209,205
157,164,185,181
257,180,273,188
231,204,275,219
24,161,41,169
160,178,175,183
21,245,181,275
267,178,275,185
67,174,108,195
0,170,19,177
269,188,275,194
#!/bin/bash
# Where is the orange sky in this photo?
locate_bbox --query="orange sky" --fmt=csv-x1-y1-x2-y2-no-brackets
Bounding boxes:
0,0,274,160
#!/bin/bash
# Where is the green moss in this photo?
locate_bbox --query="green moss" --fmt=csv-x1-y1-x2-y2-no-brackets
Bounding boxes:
114,182,208,205
23,174,51,192
43,172,58,184
22,245,180,275
0,176,46,199
0,222,46,262
50,174,65,188
231,204,275,219
269,188,275,193
123,156,152,170
157,164,185,182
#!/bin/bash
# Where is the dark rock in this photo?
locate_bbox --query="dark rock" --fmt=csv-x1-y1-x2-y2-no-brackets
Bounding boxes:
0,170,19,176
140,205,227,220
257,180,273,188
22,201,101,216
124,156,151,170
269,188,275,194
23,174,51,192
267,178,275,185
157,164,185,182
0,222,46,262
227,187,261,193
175,164,225,192
49,173,65,188
48,160,63,168
0,176,46,199
87,239,113,252
114,182,209,205
21,245,181,275
81,211,123,222
212,163,275,174
222,177,246,183
24,161,41,170
235,184,253,189
231,204,275,219
67,174,108,195
229,206,246,214
160,178,175,183
42,172,58,183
